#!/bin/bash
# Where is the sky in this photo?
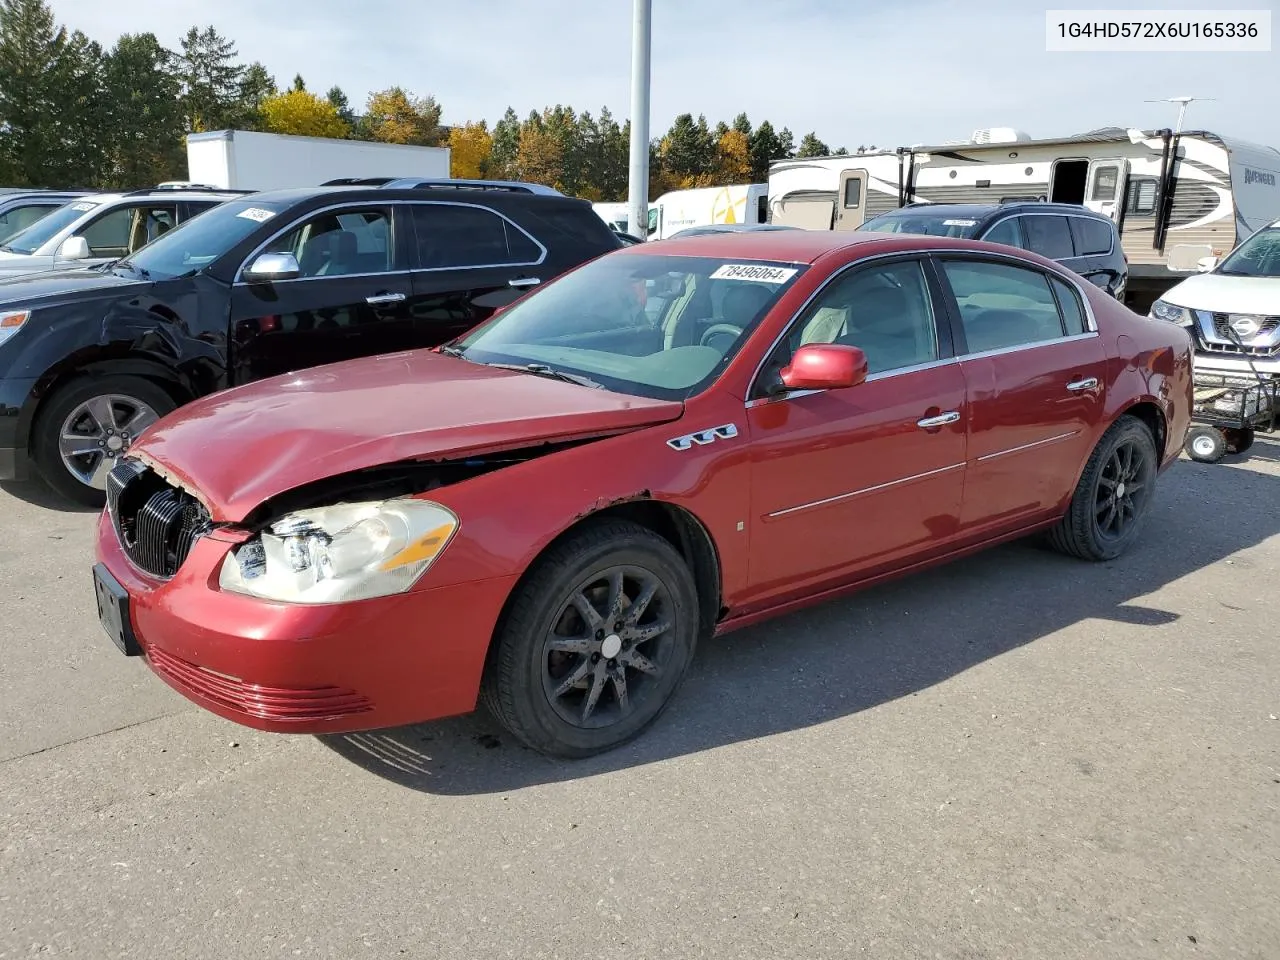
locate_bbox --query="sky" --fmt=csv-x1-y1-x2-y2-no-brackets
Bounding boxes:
53,0,1280,149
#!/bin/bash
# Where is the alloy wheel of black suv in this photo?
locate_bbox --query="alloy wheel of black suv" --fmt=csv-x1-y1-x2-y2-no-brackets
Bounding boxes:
0,180,624,507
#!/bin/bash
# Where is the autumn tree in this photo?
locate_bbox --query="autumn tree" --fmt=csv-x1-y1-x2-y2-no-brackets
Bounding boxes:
448,120,492,179
515,111,563,188
363,86,444,146
261,88,348,138
715,129,751,183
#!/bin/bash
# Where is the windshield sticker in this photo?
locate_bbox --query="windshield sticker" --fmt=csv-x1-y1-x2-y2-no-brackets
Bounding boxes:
943,219,977,226
710,263,798,284
70,202,96,211
236,207,276,222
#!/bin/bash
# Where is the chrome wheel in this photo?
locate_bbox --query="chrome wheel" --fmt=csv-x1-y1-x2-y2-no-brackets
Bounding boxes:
57,393,160,490
541,564,677,730
1191,433,1218,459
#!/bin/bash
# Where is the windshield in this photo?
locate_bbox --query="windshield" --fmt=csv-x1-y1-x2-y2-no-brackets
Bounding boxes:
122,199,287,279
0,199,98,255
452,253,807,401
1217,226,1280,278
859,211,982,238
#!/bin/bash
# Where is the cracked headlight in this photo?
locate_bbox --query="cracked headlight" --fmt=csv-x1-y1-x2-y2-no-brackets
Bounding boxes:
219,498,459,604
1150,299,1194,326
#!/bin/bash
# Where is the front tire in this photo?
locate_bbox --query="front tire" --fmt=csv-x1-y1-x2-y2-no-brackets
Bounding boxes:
480,519,700,758
31,375,176,508
1048,414,1159,562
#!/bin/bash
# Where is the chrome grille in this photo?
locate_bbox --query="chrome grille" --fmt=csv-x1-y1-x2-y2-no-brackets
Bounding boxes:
106,459,212,578
1211,313,1280,340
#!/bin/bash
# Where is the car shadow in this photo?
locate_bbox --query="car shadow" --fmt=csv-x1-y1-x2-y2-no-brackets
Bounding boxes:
319,453,1280,795
0,477,99,512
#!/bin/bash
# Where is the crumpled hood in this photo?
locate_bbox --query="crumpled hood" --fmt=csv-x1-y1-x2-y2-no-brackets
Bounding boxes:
132,349,685,522
1161,272,1280,315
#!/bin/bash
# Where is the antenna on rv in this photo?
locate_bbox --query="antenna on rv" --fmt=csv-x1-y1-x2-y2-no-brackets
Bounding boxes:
1144,96,1215,135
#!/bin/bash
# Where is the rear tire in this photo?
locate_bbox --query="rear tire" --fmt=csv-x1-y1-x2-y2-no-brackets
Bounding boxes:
480,519,699,759
31,375,176,508
1184,426,1227,464
1048,415,1158,562
1224,425,1254,456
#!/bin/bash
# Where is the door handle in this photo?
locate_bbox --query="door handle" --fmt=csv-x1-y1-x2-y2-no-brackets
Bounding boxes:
917,411,960,428
366,292,406,305
1066,377,1099,392
508,277,541,289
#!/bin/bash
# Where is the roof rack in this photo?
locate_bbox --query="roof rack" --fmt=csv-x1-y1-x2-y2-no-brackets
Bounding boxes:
122,183,255,196
379,177,564,196
320,177,397,186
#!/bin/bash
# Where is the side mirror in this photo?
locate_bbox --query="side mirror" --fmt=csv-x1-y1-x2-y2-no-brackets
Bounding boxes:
243,252,301,283
778,343,868,392
57,236,89,260
1196,255,1218,272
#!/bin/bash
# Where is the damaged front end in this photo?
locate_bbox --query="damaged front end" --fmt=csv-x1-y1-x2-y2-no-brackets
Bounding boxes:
110,437,599,601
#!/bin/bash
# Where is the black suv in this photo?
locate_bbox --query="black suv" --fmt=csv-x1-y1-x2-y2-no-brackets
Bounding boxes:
859,202,1127,300
0,179,623,504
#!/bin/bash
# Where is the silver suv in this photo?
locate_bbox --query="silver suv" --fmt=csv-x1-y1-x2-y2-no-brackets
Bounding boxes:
0,185,251,277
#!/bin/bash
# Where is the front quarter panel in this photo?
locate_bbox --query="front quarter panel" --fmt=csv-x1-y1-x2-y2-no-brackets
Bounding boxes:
416,395,752,605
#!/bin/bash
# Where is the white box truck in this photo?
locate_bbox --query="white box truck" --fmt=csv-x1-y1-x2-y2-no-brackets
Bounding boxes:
186,129,451,191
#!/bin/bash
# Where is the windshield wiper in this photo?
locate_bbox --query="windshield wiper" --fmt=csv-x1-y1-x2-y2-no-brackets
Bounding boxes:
482,361,604,389
114,260,151,279
438,345,466,358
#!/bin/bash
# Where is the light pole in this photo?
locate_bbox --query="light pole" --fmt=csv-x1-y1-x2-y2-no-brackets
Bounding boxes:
627,0,652,238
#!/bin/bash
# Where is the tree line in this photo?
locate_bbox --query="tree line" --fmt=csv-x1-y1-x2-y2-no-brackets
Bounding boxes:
0,0,871,199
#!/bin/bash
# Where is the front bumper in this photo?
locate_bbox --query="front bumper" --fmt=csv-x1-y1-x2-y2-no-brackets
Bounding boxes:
94,512,519,734
0,376,37,481
1193,351,1280,378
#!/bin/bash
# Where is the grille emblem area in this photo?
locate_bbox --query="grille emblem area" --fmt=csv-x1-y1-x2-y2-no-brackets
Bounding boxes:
106,459,213,579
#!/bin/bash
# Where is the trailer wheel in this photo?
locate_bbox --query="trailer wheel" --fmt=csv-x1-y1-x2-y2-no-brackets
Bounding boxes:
1224,426,1255,456
1185,426,1227,463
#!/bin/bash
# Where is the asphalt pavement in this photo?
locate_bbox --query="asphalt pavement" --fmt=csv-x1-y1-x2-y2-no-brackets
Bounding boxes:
1,443,1277,959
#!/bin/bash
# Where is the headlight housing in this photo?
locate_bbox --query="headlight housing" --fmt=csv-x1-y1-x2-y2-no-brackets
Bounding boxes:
219,498,459,604
1149,299,1194,327
0,309,30,346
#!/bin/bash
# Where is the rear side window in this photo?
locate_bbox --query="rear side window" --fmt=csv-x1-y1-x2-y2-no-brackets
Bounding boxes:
411,204,541,269
1050,276,1087,335
940,259,1067,353
1022,215,1075,260
1068,216,1113,255
980,217,1023,248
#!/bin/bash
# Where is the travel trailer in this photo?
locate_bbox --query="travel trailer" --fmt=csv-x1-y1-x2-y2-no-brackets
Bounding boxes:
649,184,768,240
769,127,1280,301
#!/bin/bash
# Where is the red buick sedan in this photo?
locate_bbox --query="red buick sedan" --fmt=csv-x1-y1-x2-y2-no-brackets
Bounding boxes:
92,231,1193,758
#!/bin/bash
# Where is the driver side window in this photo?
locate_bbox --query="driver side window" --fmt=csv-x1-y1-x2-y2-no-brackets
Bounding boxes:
784,259,939,376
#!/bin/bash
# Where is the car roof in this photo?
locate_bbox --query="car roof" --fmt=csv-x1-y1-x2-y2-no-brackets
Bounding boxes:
623,230,929,264
238,185,590,208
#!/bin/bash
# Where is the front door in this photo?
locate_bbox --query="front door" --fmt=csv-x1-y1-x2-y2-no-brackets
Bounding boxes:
1084,159,1129,221
834,170,868,231
744,257,967,607
228,204,417,383
932,255,1108,535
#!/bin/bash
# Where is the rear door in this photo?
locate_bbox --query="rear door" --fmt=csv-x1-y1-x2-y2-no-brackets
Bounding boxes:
407,201,546,344
932,254,1107,537
228,203,416,383
834,170,868,231
1084,159,1129,221
1066,214,1123,295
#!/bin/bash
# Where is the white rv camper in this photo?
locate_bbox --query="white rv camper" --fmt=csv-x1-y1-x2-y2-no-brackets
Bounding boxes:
770,127,1280,300
650,183,769,239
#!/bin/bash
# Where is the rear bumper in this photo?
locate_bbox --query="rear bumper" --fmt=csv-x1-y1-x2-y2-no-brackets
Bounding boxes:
0,376,37,481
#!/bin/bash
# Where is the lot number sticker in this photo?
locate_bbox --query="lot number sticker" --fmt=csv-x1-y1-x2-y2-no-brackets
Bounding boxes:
710,263,798,284
943,219,977,226
237,207,276,222
70,202,97,211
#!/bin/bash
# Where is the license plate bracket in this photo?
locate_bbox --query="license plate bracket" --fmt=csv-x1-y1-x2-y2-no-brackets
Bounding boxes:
93,563,141,657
